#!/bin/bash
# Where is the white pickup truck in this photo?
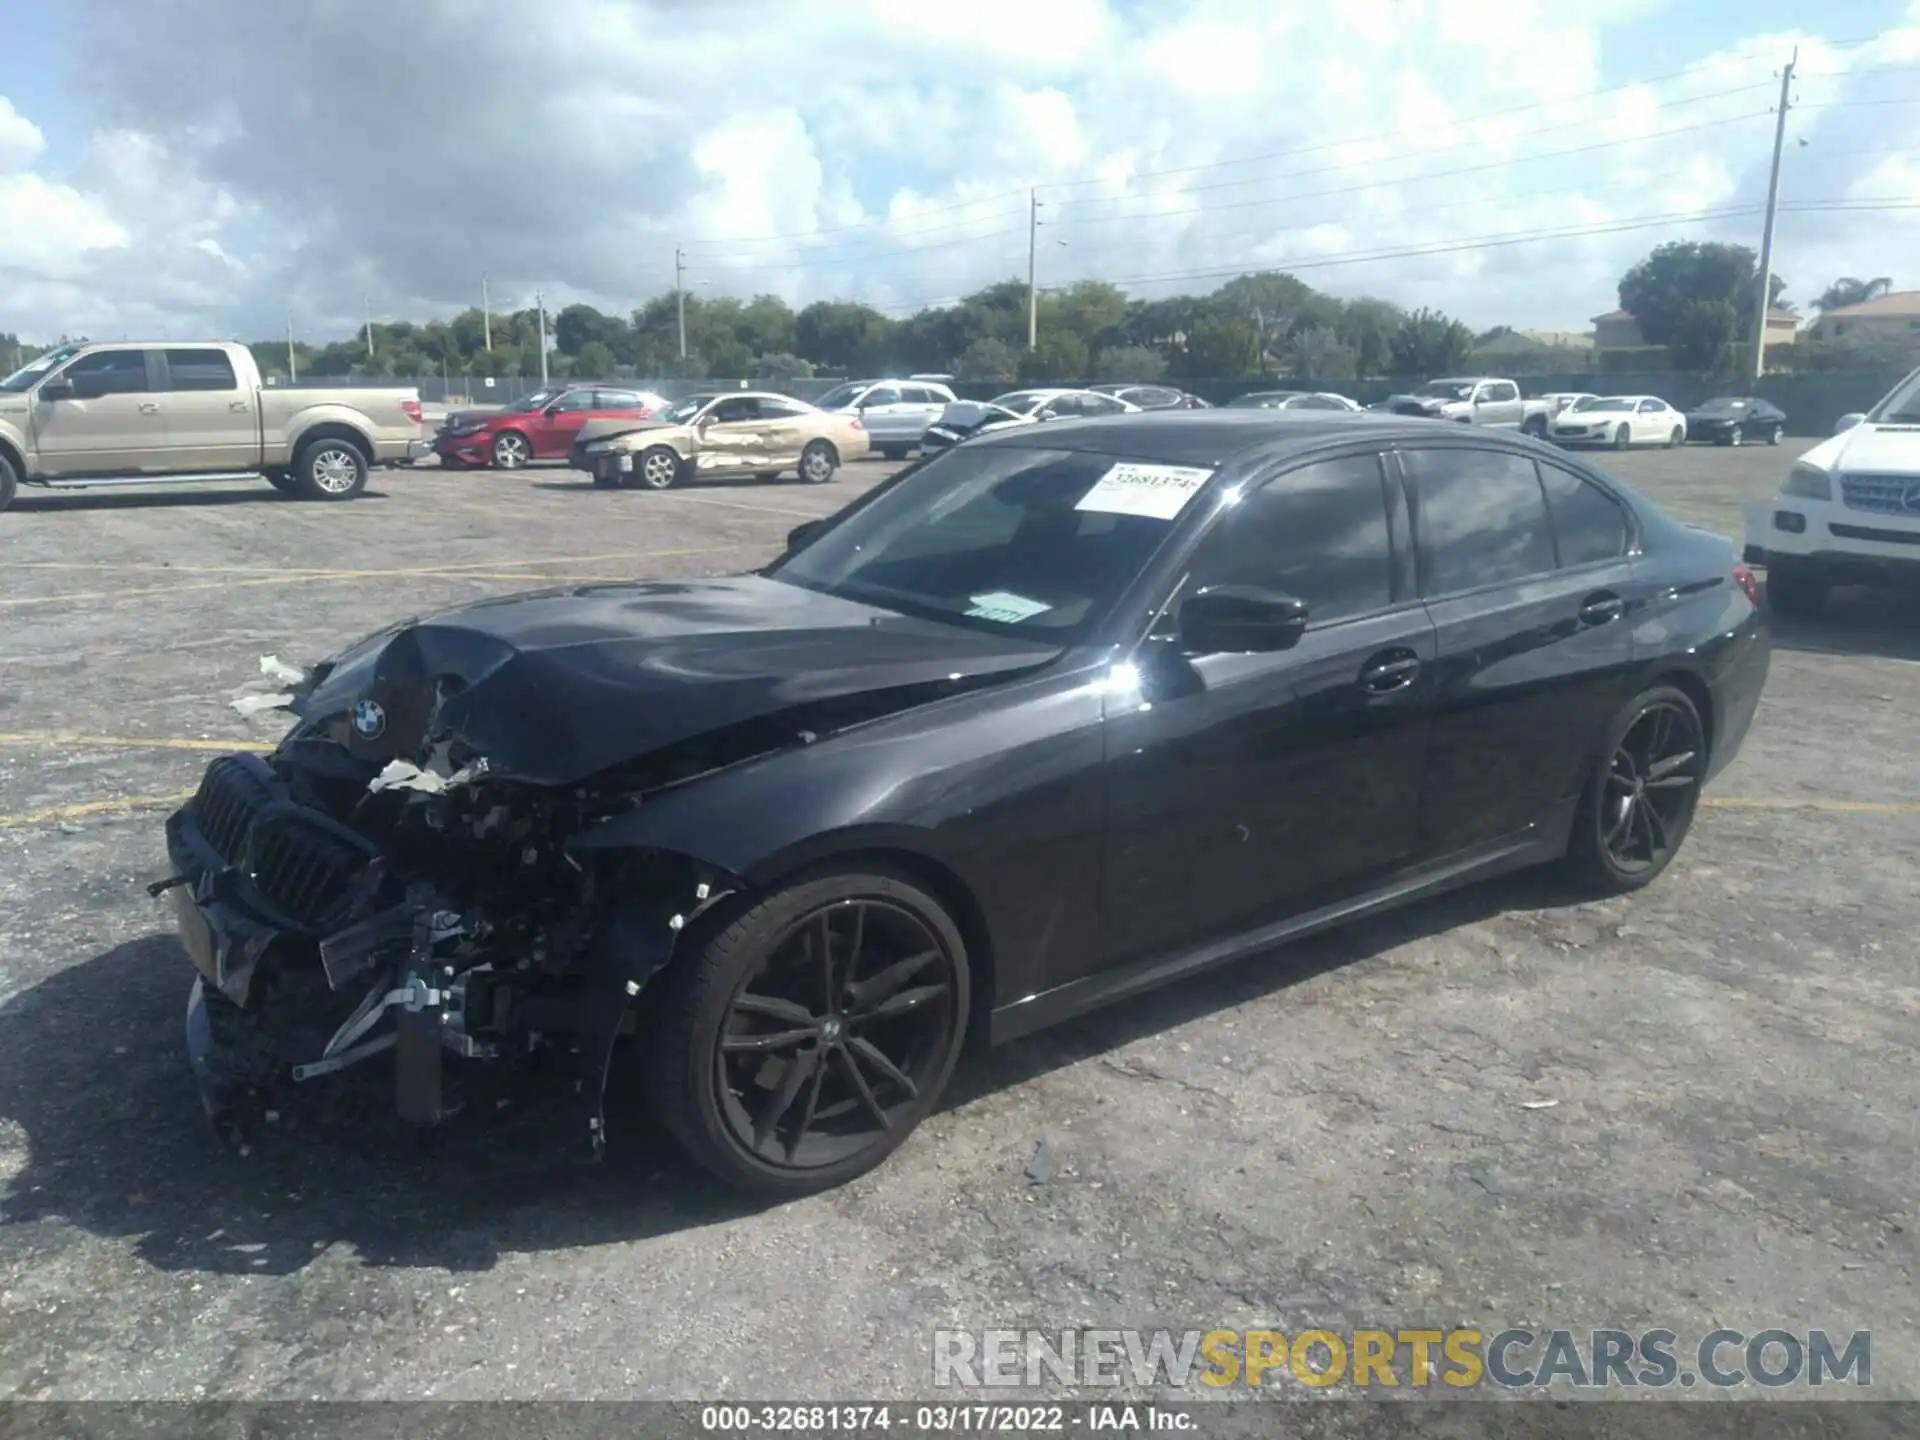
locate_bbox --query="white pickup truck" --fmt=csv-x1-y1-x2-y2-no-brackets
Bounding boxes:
1381,376,1557,436
0,340,428,511
1743,364,1920,617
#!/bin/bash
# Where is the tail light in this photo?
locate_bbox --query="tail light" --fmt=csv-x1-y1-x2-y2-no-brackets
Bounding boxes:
401,399,424,426
1732,563,1760,604
848,418,864,431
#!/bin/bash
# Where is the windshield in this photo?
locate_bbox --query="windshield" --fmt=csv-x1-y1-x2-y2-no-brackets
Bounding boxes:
1867,365,1920,424
1413,380,1474,399
1694,398,1749,415
507,388,564,412
988,391,1051,415
813,382,867,410
654,396,710,424
769,445,1215,642
0,344,84,392
1572,396,1633,412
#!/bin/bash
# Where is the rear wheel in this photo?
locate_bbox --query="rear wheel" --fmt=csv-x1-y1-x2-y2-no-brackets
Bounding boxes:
294,437,368,500
491,430,532,469
1613,424,1631,450
641,867,971,1197
878,443,910,460
1765,559,1829,620
799,440,838,484
1562,686,1705,894
632,445,681,491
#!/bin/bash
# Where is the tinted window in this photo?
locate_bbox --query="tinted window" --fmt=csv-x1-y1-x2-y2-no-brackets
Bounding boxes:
64,349,150,395
163,348,238,392
758,397,812,418
1079,393,1127,414
1183,454,1393,624
552,389,600,412
771,447,1211,641
864,386,902,407
708,397,759,423
1403,447,1556,594
1637,399,1661,413
1483,382,1518,402
1538,463,1630,567
596,389,643,409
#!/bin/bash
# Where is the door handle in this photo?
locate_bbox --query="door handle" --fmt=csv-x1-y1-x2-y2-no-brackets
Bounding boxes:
1578,592,1626,626
229,401,250,412
138,402,160,414
1359,650,1421,693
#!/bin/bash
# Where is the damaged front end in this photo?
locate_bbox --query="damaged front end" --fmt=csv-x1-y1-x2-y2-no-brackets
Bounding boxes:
156,726,734,1158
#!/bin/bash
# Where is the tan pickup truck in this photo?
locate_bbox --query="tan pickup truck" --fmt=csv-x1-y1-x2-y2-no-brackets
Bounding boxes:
0,340,429,511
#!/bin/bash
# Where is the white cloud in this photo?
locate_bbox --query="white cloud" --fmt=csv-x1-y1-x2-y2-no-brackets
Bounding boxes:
1,0,1916,345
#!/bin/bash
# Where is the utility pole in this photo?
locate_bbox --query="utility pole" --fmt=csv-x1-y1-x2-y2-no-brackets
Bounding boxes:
364,294,375,367
286,317,297,382
1749,47,1797,385
481,277,492,353
675,246,688,360
535,289,549,386
1026,188,1040,351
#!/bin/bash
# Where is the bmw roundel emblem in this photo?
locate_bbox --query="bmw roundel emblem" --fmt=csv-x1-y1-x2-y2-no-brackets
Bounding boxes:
352,698,387,740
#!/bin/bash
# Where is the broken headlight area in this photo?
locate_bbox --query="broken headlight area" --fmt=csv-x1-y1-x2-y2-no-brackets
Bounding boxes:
157,735,725,1155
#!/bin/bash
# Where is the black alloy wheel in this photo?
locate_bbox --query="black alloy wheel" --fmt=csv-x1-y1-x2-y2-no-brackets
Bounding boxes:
1613,424,1632,450
1564,686,1705,893
642,869,970,1195
1728,425,1744,447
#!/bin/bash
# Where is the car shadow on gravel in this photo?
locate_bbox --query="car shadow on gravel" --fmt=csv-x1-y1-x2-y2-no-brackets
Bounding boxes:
0,870,1579,1279
1766,585,1920,663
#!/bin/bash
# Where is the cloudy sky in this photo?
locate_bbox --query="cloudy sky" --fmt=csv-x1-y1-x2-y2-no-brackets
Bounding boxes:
3,0,1917,346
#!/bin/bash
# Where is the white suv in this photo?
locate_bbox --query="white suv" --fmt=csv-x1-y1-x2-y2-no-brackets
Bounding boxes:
1743,364,1920,618
811,378,957,459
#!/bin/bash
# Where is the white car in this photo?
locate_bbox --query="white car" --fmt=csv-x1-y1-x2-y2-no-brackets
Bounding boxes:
1224,390,1364,412
1549,394,1687,448
811,377,957,459
1742,364,1920,618
919,388,1140,451
1539,391,1597,416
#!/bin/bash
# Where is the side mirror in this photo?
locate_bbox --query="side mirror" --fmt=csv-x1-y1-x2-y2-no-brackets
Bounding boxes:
1835,412,1865,433
1179,585,1310,654
786,519,827,552
39,377,74,401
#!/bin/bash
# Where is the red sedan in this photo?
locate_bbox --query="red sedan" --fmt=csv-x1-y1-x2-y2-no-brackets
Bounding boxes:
434,384,669,469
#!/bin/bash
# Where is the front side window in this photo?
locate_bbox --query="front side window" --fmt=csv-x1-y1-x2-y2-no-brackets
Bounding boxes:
63,349,150,395
1538,463,1630,567
863,386,902,407
707,397,760,423
1403,446,1557,595
770,446,1217,640
163,348,238,392
1180,454,1394,625
813,382,867,410
1637,399,1662,414
508,388,564,412
552,389,600,412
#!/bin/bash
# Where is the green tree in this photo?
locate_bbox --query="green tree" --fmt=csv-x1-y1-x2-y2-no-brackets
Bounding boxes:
573,340,618,378
1287,326,1357,381
1212,271,1317,365
1173,315,1261,379
953,336,1021,383
1336,298,1403,377
1618,241,1787,347
1091,344,1167,383
755,350,814,384
1667,298,1739,372
795,299,894,371
1388,307,1475,376
1019,330,1090,383
553,303,625,356
1814,276,1894,311
706,337,754,380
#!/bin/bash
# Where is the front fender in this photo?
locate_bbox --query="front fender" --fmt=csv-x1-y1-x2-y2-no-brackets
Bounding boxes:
0,415,30,473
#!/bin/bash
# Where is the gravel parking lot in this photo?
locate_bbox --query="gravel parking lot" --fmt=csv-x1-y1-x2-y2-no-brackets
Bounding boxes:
0,439,1914,1409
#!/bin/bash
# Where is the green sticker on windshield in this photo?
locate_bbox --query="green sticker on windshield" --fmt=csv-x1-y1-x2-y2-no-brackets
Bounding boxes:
965,591,1053,624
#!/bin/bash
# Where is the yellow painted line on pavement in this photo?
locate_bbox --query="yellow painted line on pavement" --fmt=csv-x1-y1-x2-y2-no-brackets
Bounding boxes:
0,789,197,830
1703,796,1920,815
0,546,737,607
0,732,275,754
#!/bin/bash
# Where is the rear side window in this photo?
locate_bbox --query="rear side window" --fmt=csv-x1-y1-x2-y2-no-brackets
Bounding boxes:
1403,446,1557,595
1182,453,1394,624
1539,463,1630,566
163,348,238,392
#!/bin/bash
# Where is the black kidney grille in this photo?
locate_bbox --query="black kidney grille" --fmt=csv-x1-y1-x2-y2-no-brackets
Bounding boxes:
194,755,277,862
245,811,366,925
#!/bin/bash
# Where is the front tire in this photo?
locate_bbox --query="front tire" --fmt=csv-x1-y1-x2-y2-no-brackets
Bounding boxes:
1668,426,1684,448
1562,686,1705,894
1613,424,1632,450
799,440,838,484
1728,426,1743,447
491,430,532,469
631,445,681,491
1765,559,1829,620
0,452,17,512
294,437,368,500
641,867,971,1197
1521,416,1547,439
1767,424,1784,445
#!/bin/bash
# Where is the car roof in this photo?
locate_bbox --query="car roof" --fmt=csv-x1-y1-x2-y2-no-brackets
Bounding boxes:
963,408,1513,466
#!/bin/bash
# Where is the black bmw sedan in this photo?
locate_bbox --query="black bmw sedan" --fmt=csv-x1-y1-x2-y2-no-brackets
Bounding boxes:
1684,396,1787,446
158,412,1769,1197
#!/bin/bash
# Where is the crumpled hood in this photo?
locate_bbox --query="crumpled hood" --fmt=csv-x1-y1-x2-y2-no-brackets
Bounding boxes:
440,408,504,431
1385,393,1459,413
291,574,1064,787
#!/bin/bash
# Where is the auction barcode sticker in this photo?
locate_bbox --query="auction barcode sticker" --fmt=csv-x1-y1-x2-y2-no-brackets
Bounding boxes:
1074,462,1216,520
